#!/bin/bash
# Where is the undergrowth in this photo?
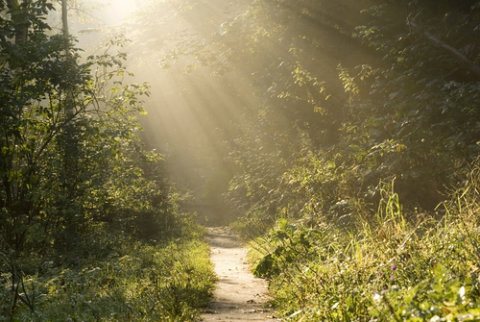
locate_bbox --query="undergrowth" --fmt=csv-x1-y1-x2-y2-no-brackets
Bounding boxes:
249,167,480,321
1,237,215,321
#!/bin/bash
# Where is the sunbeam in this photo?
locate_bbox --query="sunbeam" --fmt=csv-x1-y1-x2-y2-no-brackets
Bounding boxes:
3,0,479,320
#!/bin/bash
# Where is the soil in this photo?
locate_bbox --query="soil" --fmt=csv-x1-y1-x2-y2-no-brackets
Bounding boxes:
201,227,279,322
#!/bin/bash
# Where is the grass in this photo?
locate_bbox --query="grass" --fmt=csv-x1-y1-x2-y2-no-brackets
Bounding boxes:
3,239,216,321
247,173,480,321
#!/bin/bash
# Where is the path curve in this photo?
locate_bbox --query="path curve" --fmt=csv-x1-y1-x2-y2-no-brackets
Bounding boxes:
201,227,279,322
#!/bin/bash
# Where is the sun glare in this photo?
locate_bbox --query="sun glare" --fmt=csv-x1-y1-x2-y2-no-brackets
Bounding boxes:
108,0,138,23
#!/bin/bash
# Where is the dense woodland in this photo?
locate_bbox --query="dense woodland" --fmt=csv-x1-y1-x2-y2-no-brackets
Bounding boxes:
0,1,214,320
1,0,480,321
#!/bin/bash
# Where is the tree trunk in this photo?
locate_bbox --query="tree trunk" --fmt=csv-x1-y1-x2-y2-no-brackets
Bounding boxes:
60,0,80,235
6,0,28,44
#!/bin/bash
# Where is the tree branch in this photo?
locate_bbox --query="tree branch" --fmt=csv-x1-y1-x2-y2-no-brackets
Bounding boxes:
408,18,480,79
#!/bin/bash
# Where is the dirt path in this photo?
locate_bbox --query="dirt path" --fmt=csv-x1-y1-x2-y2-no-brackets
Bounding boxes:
201,227,279,322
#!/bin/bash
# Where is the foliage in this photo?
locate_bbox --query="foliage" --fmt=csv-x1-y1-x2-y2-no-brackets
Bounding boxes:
211,26,480,322
216,0,480,223
251,171,480,321
0,2,213,320
0,239,215,321
162,0,480,319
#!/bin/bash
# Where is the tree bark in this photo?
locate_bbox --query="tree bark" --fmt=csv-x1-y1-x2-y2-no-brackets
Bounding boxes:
60,0,78,202
61,0,69,39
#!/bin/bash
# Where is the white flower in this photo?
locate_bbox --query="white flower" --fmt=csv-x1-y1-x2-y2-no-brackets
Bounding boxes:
373,293,382,303
458,286,466,299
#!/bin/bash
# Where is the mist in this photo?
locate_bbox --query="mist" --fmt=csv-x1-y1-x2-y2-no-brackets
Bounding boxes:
3,1,479,319
62,0,264,224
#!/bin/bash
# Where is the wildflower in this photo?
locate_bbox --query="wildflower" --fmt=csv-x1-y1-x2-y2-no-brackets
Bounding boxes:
458,286,466,300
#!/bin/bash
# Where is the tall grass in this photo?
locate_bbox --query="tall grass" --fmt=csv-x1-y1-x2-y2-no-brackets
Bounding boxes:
1,239,215,321
250,167,480,321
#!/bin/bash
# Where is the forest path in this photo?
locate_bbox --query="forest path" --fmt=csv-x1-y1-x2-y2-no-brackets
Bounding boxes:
201,227,279,322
